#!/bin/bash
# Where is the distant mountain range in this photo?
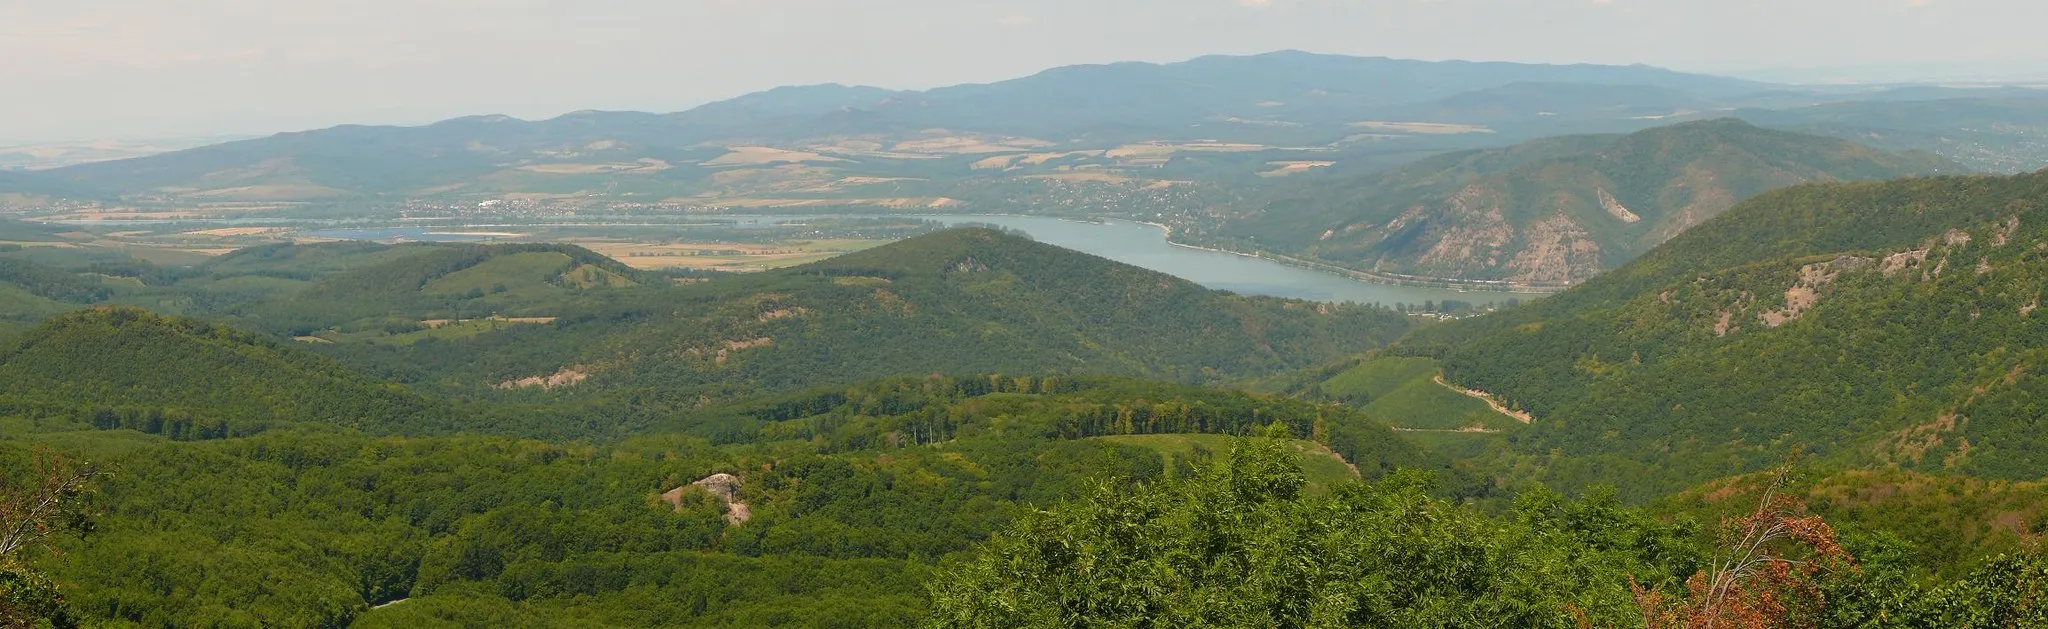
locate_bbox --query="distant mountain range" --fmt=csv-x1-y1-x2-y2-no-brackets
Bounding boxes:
15,52,1789,204
6,51,2048,296
1199,119,1958,287
0,51,1987,205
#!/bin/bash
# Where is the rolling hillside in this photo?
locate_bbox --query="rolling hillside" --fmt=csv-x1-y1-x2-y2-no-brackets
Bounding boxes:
0,307,447,433
309,228,1414,399
1399,170,2048,496
238,242,656,332
1204,119,1956,287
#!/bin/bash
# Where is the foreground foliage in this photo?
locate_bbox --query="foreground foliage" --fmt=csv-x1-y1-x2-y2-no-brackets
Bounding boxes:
931,439,2048,629
0,449,105,628
0,369,1460,627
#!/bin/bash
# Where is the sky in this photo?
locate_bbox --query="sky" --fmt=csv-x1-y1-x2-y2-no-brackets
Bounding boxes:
3,0,2045,143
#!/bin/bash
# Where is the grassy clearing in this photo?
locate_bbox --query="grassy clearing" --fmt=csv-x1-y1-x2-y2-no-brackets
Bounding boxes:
422,252,575,297
558,264,638,289
1320,357,1439,400
1320,357,1521,432
1094,434,1358,494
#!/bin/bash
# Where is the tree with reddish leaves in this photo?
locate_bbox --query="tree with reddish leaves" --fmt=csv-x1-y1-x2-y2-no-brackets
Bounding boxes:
0,448,108,629
1636,465,1851,629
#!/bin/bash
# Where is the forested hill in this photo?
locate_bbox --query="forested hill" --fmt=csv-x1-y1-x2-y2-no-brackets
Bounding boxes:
316,228,1414,400
238,241,655,332
0,307,448,435
1400,170,2048,496
1205,119,1956,287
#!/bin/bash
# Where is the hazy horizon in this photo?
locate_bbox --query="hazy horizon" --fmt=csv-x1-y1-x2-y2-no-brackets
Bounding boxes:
6,0,2046,143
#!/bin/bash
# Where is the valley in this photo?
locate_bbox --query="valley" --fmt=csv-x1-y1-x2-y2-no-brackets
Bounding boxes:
2,211,1534,309
5,49,2048,628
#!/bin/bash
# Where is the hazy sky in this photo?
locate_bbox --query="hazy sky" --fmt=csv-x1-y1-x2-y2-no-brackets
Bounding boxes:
4,0,2044,143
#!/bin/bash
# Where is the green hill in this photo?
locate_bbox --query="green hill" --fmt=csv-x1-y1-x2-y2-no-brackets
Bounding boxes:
0,307,446,435
1401,170,2048,496
1205,119,1957,288
315,229,1413,400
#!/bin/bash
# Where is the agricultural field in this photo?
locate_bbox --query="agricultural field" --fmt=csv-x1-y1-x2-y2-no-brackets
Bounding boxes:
574,238,889,271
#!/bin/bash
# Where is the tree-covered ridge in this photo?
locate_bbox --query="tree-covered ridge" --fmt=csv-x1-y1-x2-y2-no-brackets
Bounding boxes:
0,259,112,306
0,259,112,334
1202,119,1956,286
240,242,658,332
313,229,1414,400
1399,170,2048,497
660,374,1474,494
0,307,447,436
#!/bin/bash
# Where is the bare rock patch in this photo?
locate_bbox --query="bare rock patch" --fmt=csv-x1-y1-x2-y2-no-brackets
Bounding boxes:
496,365,590,390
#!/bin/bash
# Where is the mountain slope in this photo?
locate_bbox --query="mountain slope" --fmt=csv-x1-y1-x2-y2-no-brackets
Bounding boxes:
888,51,1766,134
316,229,1413,399
0,169,96,199
1207,119,1957,287
0,307,445,433
1399,171,2048,496
1738,95,2048,172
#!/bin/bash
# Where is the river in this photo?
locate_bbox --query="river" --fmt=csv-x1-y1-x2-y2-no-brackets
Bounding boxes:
302,214,1534,306
909,215,1532,306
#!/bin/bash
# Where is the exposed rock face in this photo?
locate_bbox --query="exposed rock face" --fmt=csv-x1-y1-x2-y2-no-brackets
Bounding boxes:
1758,258,1861,328
1357,191,1601,286
1596,188,1641,223
1994,215,2021,247
663,473,752,525
495,365,590,390
1881,249,1931,277
1506,211,1602,286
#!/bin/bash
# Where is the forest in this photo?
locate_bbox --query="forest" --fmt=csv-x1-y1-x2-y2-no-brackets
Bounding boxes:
4,199,2048,626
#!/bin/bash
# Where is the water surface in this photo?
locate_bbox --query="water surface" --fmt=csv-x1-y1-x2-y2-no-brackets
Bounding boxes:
912,215,1532,306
